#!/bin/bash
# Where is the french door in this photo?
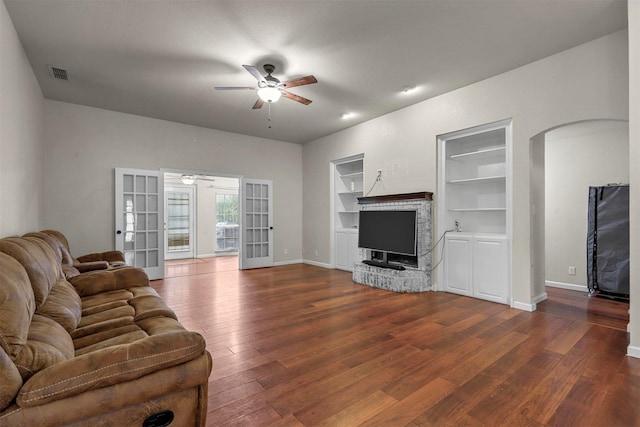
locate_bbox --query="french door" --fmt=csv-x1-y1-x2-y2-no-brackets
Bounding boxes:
115,168,164,279
164,186,196,260
240,179,273,269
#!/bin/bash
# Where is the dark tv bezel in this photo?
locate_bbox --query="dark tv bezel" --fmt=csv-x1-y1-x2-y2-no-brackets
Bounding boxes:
357,209,418,256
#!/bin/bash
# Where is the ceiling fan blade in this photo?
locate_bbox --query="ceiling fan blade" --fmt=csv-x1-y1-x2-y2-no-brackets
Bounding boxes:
282,75,318,88
215,86,255,90
281,90,312,105
252,98,264,109
243,65,267,83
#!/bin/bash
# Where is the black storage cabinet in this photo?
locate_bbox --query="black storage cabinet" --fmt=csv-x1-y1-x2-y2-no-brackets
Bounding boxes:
586,184,629,298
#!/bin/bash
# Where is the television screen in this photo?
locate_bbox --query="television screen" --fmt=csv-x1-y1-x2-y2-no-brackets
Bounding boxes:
358,210,417,256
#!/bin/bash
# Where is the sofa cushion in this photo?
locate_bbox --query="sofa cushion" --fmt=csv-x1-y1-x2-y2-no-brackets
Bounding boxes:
13,315,74,381
17,331,206,407
0,238,61,308
129,287,178,322
0,347,22,412
36,279,82,333
0,253,35,359
69,267,148,297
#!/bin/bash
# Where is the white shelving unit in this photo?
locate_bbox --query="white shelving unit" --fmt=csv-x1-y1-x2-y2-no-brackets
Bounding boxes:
332,154,364,271
437,120,512,304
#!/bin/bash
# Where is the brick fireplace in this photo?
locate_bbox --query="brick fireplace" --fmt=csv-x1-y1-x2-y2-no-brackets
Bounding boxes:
353,192,433,292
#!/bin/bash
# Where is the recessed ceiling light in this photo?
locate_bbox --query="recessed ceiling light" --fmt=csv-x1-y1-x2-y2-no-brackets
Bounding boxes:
341,112,355,120
400,85,416,94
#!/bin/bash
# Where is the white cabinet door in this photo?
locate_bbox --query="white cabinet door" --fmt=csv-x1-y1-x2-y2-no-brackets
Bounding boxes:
444,235,472,296
348,231,360,268
444,233,509,304
473,236,508,304
335,229,359,271
335,230,350,270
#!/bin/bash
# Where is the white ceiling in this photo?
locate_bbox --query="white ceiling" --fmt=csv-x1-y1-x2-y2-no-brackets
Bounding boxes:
4,0,628,144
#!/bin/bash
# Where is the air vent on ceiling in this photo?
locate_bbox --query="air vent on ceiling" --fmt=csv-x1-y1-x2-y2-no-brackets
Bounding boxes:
48,65,68,81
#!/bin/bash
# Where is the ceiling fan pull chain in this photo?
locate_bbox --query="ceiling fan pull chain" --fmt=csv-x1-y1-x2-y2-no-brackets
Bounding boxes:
268,102,272,128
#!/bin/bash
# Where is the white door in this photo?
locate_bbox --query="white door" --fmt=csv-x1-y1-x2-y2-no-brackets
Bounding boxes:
164,186,196,260
240,179,273,269
115,168,164,280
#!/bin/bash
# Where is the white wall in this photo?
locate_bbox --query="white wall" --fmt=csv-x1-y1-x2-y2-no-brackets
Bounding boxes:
0,1,44,237
42,101,302,262
628,1,640,358
302,30,629,308
545,121,629,289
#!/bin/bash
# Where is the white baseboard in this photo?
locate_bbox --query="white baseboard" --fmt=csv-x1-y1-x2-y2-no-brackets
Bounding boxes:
533,292,548,304
545,280,588,292
197,252,238,258
512,300,536,312
627,345,640,359
303,259,332,269
273,259,304,266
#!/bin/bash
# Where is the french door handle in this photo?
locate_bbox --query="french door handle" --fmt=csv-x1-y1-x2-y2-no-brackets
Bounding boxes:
116,230,122,235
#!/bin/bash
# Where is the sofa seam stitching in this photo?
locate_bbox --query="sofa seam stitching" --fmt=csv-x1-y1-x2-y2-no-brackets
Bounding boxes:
19,343,202,401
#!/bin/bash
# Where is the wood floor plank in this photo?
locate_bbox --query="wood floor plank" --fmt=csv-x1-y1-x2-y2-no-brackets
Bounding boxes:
314,390,398,427
361,377,457,426
150,258,634,427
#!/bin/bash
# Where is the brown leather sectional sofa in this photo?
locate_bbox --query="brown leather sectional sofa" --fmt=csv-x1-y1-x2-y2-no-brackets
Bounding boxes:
0,231,212,426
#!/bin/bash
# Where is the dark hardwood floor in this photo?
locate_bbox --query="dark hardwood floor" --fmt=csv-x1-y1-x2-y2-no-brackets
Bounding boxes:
152,257,639,426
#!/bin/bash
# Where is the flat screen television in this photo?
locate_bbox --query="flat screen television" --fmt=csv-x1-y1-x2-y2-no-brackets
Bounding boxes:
358,210,417,256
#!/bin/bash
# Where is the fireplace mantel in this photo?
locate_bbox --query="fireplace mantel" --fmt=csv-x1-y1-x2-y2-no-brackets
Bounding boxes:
358,191,433,205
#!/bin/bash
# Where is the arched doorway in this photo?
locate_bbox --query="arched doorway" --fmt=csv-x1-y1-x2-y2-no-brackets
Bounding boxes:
529,119,629,329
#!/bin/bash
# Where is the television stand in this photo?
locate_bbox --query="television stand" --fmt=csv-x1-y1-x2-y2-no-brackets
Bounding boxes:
362,260,405,270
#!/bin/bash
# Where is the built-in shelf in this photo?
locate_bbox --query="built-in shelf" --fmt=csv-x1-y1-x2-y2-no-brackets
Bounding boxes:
448,146,505,161
449,208,506,212
438,120,512,305
340,172,364,180
333,154,365,271
447,175,506,184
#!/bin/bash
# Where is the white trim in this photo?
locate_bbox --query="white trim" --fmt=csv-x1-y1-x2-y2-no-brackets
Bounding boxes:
197,252,238,259
273,259,304,266
533,292,547,304
303,259,332,269
627,345,640,359
512,300,536,312
545,280,588,292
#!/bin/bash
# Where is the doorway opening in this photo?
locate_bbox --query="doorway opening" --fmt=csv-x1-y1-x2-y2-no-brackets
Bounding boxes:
163,172,240,266
530,119,629,330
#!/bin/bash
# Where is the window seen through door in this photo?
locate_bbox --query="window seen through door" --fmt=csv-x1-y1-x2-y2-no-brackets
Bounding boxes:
216,193,239,251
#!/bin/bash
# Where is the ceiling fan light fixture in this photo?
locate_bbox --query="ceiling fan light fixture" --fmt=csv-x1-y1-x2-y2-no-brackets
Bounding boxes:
180,174,195,185
257,86,282,103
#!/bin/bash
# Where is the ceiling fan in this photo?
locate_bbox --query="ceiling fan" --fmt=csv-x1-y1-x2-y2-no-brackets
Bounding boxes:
215,64,317,109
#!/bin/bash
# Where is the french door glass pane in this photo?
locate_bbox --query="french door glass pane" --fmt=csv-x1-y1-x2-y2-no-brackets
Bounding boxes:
167,192,190,252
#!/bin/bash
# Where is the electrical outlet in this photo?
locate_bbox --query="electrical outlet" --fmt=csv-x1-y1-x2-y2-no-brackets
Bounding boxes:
314,250,319,256
568,266,576,275
284,248,288,255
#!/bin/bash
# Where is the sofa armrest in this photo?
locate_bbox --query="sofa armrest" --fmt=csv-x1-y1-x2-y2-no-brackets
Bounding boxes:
73,261,109,273
68,267,148,297
17,331,206,408
77,251,126,265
